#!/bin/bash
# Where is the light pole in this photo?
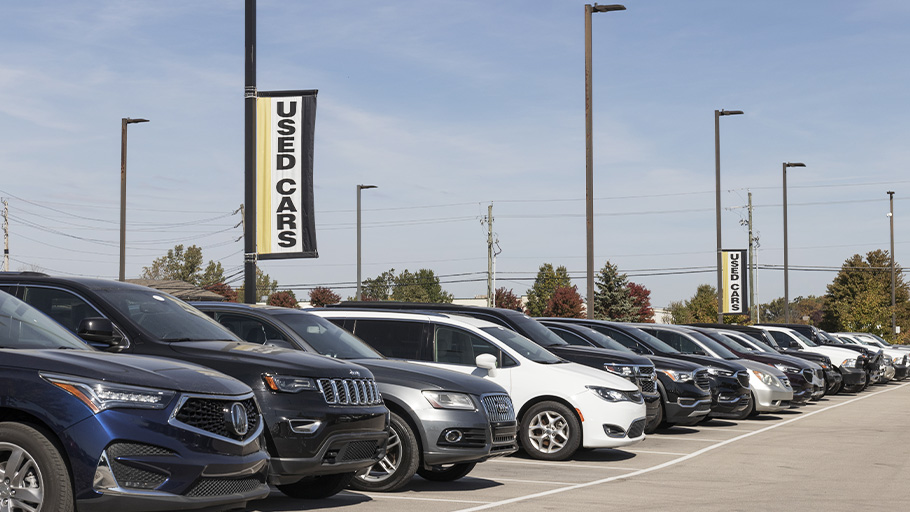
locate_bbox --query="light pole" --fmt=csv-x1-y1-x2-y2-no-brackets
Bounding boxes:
714,109,743,322
585,3,625,319
120,117,149,282
782,161,805,322
356,184,377,301
888,190,896,335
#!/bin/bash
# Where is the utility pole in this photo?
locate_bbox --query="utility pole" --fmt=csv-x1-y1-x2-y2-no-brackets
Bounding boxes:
888,190,896,335
486,204,494,307
243,0,258,303
747,192,757,321
2,198,8,272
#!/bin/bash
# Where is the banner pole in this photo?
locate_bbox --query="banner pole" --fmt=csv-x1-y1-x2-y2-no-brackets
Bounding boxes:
243,0,258,303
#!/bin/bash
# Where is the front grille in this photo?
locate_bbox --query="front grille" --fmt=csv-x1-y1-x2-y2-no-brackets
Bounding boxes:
637,366,656,393
736,371,750,388
174,396,260,441
106,443,174,490
317,378,383,405
481,394,516,423
694,369,711,390
339,440,380,462
492,424,517,446
185,477,265,497
627,418,646,439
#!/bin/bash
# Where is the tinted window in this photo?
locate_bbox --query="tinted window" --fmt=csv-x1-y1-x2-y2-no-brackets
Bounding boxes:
352,319,426,360
768,330,792,348
434,325,516,367
22,286,102,332
480,326,562,364
0,290,90,350
276,312,383,360
588,325,647,352
102,289,239,342
548,327,591,346
217,313,289,344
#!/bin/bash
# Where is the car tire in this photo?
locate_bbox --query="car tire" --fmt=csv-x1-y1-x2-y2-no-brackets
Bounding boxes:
276,472,355,499
745,392,759,418
0,422,74,512
349,412,419,492
519,401,581,461
416,462,476,482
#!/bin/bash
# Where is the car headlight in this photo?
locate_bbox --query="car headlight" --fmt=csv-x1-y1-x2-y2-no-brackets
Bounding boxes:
751,370,776,387
604,364,635,377
587,386,642,403
840,358,858,369
706,367,734,377
773,363,800,374
263,373,318,393
659,369,693,383
422,391,476,410
42,373,175,413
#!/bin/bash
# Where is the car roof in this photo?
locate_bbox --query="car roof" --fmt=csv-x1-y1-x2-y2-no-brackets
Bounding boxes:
313,308,505,330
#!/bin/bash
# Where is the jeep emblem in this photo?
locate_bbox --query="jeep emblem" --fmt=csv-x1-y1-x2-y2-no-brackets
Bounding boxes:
349,369,361,377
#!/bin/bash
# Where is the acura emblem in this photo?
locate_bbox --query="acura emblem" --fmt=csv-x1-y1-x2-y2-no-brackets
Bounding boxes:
225,402,249,437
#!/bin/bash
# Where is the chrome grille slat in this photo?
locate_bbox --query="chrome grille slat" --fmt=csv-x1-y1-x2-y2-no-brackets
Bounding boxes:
481,394,516,423
317,378,383,406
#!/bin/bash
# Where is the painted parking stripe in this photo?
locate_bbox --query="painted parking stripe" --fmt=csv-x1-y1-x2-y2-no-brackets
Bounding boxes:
454,382,910,512
618,449,688,456
493,478,580,485
485,459,642,471
347,493,491,504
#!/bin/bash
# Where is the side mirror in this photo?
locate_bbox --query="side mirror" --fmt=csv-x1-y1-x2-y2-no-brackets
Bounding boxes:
265,339,295,350
77,317,124,350
475,353,499,378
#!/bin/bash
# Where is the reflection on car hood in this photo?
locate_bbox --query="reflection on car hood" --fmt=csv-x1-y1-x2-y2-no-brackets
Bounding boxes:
169,341,375,380
4,349,251,395
352,359,507,394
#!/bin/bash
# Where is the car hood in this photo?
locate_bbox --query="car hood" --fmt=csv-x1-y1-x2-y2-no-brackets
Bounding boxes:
668,353,748,373
351,359,507,395
735,358,786,378
542,360,639,392
547,345,653,365
168,341,375,380
644,354,706,372
5,349,251,395
742,352,816,370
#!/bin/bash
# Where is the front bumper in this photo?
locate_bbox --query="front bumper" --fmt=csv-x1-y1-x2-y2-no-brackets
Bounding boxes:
752,384,793,413
894,364,910,381
416,406,518,466
573,390,648,448
840,366,867,389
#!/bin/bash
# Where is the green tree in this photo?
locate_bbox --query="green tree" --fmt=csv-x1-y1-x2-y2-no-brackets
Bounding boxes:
821,250,908,338
361,270,396,301
495,287,523,311
667,284,717,324
391,269,454,303
526,263,572,317
199,261,226,287
236,268,278,302
142,244,204,283
309,287,341,307
593,261,635,321
543,286,585,318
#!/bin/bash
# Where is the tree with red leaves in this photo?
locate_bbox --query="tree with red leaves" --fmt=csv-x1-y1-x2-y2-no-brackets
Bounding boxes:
204,282,238,303
627,282,654,322
309,287,341,307
494,287,523,311
268,290,299,309
543,286,585,318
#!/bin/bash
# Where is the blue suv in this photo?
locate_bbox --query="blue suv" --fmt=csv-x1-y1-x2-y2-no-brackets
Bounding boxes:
0,289,270,511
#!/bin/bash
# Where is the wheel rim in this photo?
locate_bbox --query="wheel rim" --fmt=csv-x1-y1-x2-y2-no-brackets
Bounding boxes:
0,442,45,512
357,424,402,483
527,410,570,454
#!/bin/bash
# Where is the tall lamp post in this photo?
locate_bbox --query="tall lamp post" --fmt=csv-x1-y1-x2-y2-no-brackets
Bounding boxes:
782,161,806,322
356,184,377,301
714,109,743,322
585,3,625,319
888,190,896,335
120,117,149,282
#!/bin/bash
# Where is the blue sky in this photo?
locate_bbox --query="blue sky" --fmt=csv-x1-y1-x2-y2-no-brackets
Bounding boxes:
2,1,908,310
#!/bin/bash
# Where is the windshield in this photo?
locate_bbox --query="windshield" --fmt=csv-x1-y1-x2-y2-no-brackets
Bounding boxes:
480,326,564,364
104,289,240,342
790,330,817,347
630,326,680,354
688,331,739,359
512,315,569,347
277,312,383,359
0,290,90,350
576,326,631,352
711,331,756,353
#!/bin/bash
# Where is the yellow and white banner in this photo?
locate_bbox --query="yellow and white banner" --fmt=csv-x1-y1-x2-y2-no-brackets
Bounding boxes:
255,91,317,259
722,249,749,315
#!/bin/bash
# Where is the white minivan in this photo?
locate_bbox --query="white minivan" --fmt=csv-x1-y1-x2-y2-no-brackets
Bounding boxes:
313,309,647,461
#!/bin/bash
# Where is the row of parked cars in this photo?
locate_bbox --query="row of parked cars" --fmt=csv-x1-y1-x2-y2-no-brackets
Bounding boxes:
0,272,903,511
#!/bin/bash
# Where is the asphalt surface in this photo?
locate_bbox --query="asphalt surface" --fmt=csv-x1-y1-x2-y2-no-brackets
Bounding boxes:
247,380,910,512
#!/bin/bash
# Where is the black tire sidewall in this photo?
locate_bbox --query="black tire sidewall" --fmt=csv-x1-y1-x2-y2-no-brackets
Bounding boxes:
518,401,581,461
349,412,419,492
0,422,73,512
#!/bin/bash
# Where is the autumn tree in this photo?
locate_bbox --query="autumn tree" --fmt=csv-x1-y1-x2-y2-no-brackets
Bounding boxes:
204,282,238,302
667,284,718,324
361,270,396,301
820,250,907,337
627,282,654,323
592,261,635,321
309,287,341,307
543,286,585,318
392,269,453,303
268,290,299,308
526,263,572,317
495,287,523,311
236,268,278,302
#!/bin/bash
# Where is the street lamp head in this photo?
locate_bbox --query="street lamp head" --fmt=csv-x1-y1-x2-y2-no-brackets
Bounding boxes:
591,4,626,12
784,162,806,168
124,118,150,124
887,212,893,217
718,109,744,116
357,184,378,191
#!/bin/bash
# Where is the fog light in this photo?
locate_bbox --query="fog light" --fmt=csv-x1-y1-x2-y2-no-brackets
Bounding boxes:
603,425,626,438
444,429,464,443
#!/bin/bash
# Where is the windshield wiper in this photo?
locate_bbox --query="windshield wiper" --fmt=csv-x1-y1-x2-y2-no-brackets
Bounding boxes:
160,337,195,342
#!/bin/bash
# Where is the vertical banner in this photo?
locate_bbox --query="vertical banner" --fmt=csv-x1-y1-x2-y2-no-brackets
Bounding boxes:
256,90,318,259
722,249,749,315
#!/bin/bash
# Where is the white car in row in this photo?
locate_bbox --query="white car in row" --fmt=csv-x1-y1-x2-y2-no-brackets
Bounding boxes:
312,309,647,461
761,325,869,392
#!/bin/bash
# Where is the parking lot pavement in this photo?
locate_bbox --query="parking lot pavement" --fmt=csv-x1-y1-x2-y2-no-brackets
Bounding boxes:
247,381,910,512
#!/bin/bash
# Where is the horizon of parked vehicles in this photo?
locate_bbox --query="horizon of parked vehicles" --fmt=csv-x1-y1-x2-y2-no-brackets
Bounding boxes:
0,272,902,512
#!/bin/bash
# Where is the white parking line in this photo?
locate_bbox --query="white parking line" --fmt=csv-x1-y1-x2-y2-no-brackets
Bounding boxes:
493,478,579,486
485,459,642,471
347,493,491,504
454,382,909,512
646,437,726,442
618,449,688,456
